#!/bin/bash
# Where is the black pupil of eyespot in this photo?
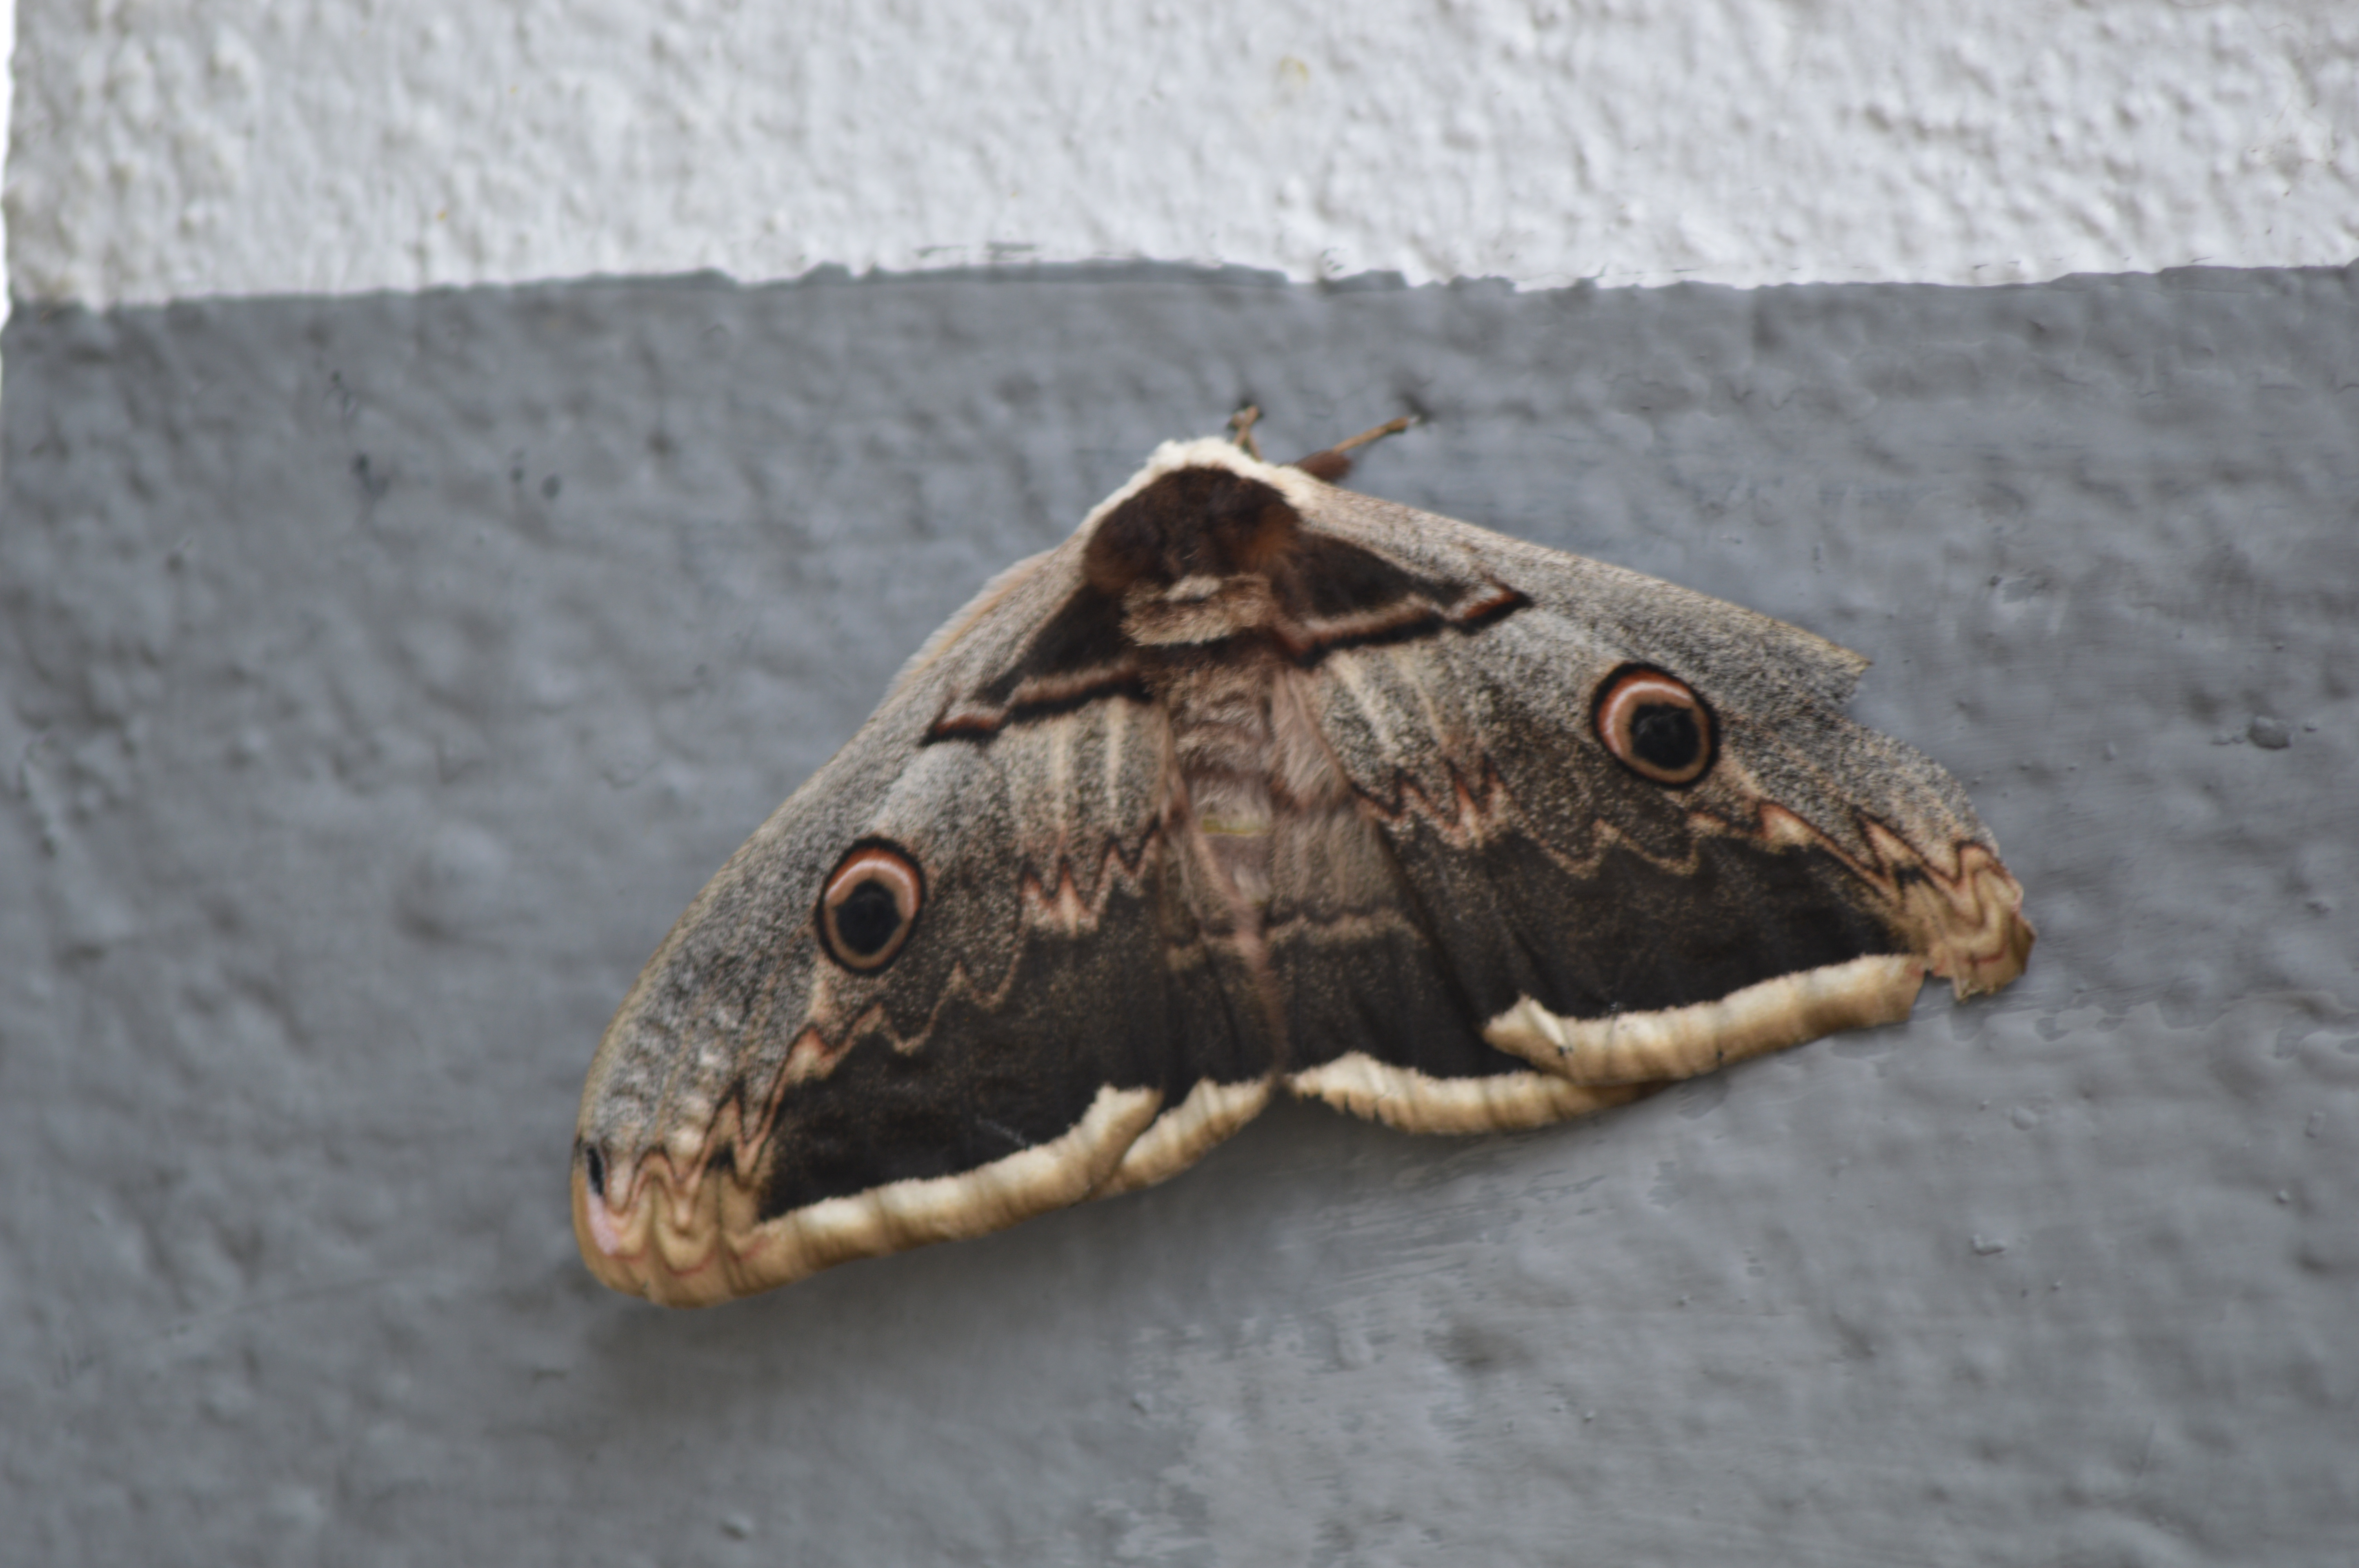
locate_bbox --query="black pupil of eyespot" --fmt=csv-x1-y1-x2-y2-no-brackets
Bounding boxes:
1629,703,1701,771
834,877,904,956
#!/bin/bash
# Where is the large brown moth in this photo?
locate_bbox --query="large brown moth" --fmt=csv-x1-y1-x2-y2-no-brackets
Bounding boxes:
575,414,2033,1306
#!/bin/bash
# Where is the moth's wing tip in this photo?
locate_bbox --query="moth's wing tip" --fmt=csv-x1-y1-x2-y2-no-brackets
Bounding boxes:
1937,882,2036,1000
1903,844,2035,1001
571,1162,652,1301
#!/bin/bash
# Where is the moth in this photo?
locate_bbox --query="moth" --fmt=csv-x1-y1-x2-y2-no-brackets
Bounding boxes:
575,415,2032,1306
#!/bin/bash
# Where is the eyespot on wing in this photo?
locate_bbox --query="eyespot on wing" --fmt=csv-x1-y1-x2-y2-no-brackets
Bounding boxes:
1592,664,1717,787
818,840,925,971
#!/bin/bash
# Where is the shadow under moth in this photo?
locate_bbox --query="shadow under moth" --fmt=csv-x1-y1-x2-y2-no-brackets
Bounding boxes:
575,417,2033,1306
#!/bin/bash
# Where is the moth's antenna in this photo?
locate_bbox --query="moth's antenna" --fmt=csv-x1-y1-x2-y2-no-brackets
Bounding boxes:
1291,413,1419,483
1227,405,1265,461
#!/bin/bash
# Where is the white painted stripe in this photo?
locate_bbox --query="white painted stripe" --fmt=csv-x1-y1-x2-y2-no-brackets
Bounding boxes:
7,2,2352,307
0,0,14,349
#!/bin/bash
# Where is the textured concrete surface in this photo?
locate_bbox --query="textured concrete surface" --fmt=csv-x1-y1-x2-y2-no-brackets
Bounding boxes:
9,0,2358,307
4,268,2357,1563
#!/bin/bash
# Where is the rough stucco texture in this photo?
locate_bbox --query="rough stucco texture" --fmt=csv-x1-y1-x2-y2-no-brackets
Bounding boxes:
8,0,2359,307
4,268,2357,1563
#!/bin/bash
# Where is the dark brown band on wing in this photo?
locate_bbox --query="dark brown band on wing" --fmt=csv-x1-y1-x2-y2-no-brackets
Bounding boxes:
1269,534,1526,661
756,879,1277,1220
927,587,1149,740
1276,829,1908,1084
928,665,1151,740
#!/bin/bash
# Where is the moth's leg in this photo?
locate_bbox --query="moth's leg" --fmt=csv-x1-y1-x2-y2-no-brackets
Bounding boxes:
1227,403,1265,460
1289,413,1418,483
1324,413,1419,459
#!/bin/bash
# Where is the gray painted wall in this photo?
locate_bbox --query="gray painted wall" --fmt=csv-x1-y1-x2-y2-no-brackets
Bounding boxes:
4,269,2355,1564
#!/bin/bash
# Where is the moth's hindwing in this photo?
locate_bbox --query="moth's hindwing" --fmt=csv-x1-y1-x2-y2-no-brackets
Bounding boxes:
576,437,2032,1305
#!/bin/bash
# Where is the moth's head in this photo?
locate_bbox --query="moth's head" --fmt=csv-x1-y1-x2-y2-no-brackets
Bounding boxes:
1082,463,1304,595
1080,460,1306,647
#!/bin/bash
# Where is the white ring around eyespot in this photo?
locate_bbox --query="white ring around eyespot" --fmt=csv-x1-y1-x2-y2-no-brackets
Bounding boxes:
819,842,923,970
1592,667,1714,786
